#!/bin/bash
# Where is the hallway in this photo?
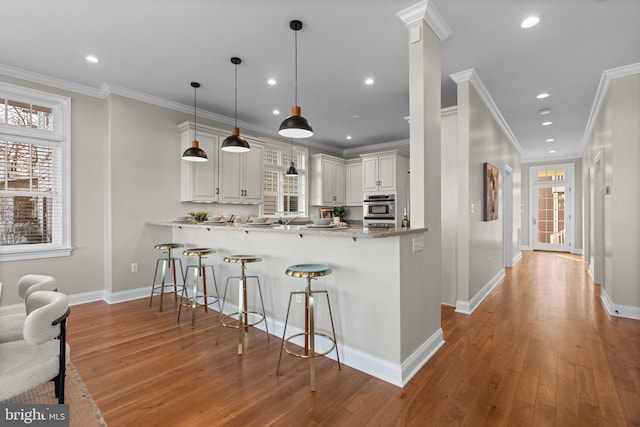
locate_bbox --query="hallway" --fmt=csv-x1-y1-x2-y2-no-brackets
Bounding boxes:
68,251,640,426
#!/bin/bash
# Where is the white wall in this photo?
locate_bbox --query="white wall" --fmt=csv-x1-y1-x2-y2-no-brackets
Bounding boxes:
583,70,640,318
449,73,522,313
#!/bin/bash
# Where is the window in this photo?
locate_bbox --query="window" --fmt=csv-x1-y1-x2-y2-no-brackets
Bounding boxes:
0,82,71,261
262,144,306,217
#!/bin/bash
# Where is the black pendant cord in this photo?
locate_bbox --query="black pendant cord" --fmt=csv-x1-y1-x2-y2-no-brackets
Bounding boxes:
294,29,298,107
193,85,197,140
234,63,238,129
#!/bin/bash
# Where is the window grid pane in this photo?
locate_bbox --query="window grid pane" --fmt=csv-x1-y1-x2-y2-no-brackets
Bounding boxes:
1,140,61,247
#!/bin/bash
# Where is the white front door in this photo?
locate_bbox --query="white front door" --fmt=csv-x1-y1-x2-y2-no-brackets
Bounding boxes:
530,164,574,252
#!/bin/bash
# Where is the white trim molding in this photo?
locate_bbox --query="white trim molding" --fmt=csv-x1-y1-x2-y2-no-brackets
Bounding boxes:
601,288,640,320
401,328,445,386
581,62,640,156
396,1,452,42
512,251,523,266
456,268,505,315
450,68,524,154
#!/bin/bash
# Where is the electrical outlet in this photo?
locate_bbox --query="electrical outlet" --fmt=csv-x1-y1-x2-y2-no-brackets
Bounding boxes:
131,263,138,273
296,294,302,304
412,236,425,253
471,203,475,214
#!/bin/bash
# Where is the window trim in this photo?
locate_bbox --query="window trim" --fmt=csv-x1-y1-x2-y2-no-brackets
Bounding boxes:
0,82,72,262
261,141,308,218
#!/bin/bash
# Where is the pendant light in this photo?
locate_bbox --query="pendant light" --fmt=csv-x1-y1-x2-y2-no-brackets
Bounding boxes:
285,139,298,176
221,57,250,152
182,82,208,162
279,20,313,138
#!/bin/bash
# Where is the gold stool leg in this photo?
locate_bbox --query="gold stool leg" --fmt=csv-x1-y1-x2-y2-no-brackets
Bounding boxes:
276,292,296,375
237,262,246,354
159,257,168,312
306,277,317,392
191,256,201,329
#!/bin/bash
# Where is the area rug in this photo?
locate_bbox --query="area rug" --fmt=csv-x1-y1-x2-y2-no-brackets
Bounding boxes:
1,362,107,426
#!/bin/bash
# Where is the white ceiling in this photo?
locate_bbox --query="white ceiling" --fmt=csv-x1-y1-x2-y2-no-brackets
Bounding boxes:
2,0,639,161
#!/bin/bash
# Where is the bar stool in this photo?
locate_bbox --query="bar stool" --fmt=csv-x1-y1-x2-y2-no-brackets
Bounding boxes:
178,248,220,328
277,264,341,392
217,255,269,354
149,243,185,312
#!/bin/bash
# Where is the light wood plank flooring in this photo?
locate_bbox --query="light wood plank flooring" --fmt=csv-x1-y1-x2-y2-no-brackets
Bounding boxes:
68,251,640,426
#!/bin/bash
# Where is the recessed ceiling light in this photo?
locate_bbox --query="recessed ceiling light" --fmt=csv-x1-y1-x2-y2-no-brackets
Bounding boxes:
364,78,374,85
536,92,550,99
267,78,277,86
542,121,553,126
548,150,556,154
546,138,555,142
352,115,360,119
539,108,551,115
346,135,352,140
521,16,541,29
85,55,99,64
272,109,280,115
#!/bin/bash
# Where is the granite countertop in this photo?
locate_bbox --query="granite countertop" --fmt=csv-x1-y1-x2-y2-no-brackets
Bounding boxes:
147,221,427,239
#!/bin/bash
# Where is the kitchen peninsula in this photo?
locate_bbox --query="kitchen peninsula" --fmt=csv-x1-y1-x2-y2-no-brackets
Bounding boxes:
147,221,441,386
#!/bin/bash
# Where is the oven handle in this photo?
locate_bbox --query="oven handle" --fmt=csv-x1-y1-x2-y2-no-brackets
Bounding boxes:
364,200,395,204
364,216,395,220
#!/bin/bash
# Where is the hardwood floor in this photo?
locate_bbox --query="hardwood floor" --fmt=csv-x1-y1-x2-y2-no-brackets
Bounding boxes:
67,251,640,426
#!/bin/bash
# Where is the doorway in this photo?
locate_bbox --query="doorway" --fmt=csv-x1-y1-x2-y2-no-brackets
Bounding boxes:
530,164,574,252
504,165,513,267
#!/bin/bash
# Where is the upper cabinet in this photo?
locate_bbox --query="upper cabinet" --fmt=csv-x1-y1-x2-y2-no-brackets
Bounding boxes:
219,142,263,204
179,122,220,203
361,150,409,193
346,159,363,206
179,122,263,204
310,154,345,206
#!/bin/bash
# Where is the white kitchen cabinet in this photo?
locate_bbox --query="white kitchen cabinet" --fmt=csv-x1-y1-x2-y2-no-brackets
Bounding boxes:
219,142,263,204
179,122,220,203
179,122,263,204
346,159,363,206
310,154,345,206
361,150,409,193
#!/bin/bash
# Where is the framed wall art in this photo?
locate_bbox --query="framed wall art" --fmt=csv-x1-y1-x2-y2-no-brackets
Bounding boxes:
483,162,499,221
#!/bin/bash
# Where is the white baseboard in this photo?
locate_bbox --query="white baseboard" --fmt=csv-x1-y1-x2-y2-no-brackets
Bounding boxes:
588,266,595,283
0,303,25,317
572,248,584,255
601,288,640,320
455,269,505,315
228,302,444,387
400,328,445,386
440,301,456,308
105,287,151,304
512,251,523,266
520,245,531,251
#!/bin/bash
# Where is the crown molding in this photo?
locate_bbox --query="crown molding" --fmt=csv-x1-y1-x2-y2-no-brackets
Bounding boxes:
343,139,410,156
0,63,104,98
521,151,583,164
450,68,524,154
397,1,452,42
580,62,640,155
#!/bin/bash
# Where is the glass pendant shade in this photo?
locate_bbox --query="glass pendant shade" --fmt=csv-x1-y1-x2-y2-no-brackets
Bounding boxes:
182,82,208,162
279,105,313,138
221,127,250,153
182,140,208,162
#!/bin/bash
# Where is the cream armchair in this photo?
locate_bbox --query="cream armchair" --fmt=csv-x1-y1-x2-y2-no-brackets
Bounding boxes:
0,275,57,343
0,290,70,404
